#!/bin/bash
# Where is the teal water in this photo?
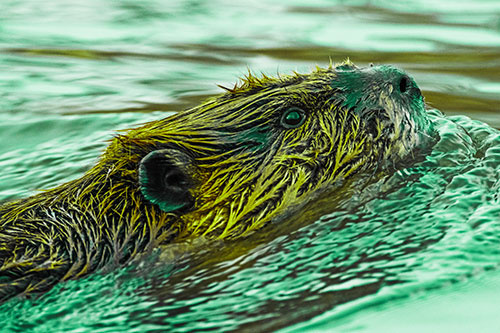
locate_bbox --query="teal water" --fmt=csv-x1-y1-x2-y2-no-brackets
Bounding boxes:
1,0,500,332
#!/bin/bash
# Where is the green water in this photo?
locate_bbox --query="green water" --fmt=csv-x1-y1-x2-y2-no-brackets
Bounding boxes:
1,0,500,331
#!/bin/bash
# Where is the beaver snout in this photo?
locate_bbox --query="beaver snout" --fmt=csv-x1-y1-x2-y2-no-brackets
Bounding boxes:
391,70,422,100
332,64,423,107
361,64,422,101
331,63,428,150
397,75,411,94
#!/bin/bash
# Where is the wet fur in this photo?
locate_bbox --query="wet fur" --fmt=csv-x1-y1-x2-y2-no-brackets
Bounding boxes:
0,60,431,301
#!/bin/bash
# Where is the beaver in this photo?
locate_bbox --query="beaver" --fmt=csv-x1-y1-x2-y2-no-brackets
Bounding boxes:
0,60,432,301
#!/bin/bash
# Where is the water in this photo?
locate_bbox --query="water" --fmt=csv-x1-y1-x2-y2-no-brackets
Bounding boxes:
1,0,500,331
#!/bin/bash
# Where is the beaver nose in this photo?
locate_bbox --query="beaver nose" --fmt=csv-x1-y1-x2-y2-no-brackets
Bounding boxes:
398,75,411,94
392,70,422,98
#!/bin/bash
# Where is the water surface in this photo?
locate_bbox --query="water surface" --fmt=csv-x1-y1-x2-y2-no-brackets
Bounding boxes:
1,0,500,332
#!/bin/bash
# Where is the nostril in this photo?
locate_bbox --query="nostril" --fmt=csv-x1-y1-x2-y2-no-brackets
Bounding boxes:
399,75,410,94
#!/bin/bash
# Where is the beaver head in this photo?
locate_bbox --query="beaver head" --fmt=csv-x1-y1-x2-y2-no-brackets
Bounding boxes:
0,60,432,300
112,60,432,240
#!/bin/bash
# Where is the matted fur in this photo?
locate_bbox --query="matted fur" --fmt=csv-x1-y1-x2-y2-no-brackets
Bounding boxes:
0,60,432,301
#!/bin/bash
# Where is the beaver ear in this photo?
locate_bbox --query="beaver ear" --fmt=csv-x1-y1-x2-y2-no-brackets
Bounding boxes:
138,149,196,213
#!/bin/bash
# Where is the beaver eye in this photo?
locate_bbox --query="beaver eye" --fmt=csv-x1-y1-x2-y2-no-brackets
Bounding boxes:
281,107,306,129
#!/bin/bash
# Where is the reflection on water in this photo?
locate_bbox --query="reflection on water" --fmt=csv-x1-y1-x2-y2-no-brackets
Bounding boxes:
0,0,499,331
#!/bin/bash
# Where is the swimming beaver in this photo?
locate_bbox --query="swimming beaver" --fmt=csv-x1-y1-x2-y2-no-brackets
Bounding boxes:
0,60,432,301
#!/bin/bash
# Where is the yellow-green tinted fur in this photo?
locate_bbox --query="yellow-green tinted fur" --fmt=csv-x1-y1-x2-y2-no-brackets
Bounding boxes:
0,60,431,301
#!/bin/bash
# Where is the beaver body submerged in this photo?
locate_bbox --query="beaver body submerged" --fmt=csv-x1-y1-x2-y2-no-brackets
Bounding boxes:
0,60,432,301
